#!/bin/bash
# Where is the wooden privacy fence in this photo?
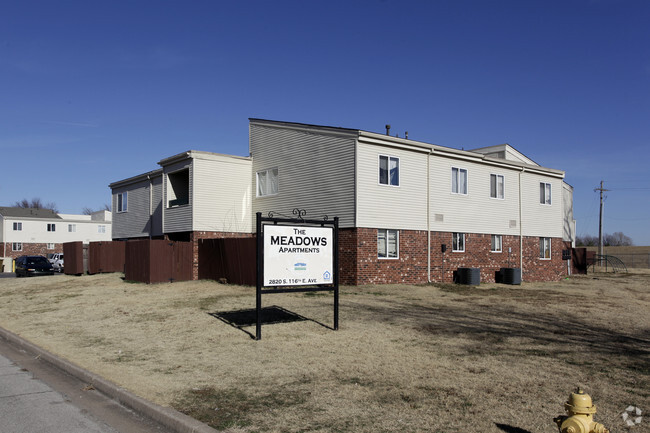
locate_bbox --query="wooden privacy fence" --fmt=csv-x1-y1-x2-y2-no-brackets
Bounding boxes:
88,241,126,274
199,238,256,286
63,241,86,275
124,240,193,284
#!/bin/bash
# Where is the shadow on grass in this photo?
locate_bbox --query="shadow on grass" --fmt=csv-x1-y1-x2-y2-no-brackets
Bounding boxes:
210,305,332,339
495,423,533,433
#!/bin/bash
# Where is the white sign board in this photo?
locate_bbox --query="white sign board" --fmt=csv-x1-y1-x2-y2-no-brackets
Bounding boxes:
263,224,334,286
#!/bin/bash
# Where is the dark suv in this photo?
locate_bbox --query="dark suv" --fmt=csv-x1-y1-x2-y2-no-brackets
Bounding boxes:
15,256,54,277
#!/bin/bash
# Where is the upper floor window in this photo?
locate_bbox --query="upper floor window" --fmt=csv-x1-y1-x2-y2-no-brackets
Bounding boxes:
540,182,552,205
452,232,465,252
257,168,278,197
98,225,106,234
68,224,76,233
13,222,22,231
47,223,56,232
491,234,502,252
168,169,190,208
378,229,399,259
379,155,399,186
490,174,504,199
452,167,468,195
539,237,551,259
117,192,128,213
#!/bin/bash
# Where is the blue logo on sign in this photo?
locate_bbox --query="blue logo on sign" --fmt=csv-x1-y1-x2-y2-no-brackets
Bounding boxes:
294,262,307,271
323,271,331,281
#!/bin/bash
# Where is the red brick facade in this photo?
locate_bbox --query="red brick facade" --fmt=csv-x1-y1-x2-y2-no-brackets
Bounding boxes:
2,243,62,260
339,228,566,285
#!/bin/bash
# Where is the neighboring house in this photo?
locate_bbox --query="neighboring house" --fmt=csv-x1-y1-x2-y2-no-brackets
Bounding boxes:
110,118,575,284
0,207,112,264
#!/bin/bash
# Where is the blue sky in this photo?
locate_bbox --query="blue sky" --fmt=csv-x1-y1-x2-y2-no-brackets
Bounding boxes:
2,0,649,244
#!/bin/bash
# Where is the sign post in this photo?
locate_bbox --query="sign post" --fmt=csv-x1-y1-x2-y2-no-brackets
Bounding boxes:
256,210,339,340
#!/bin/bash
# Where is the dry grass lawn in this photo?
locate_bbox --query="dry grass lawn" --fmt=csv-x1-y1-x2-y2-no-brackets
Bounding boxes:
0,272,648,433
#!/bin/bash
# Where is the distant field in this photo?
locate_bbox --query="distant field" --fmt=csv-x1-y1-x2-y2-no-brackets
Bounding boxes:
0,273,648,433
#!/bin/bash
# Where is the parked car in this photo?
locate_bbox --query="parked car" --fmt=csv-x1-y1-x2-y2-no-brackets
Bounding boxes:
51,253,64,273
15,256,54,277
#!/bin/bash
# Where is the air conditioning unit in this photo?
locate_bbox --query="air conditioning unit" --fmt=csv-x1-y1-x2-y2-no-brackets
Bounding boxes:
455,267,480,285
499,267,521,285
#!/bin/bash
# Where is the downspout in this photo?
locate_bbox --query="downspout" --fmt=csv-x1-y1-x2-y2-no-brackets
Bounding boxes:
519,167,524,280
427,149,431,282
148,174,153,239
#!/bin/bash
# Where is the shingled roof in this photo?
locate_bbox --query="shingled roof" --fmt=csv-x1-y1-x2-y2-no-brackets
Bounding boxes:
0,207,62,219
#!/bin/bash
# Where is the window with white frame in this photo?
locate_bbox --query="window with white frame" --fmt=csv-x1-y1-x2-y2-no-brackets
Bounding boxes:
117,192,128,212
540,182,552,205
452,233,465,252
256,168,279,197
491,235,502,252
47,243,55,250
47,223,56,232
68,224,76,232
12,243,22,251
451,167,468,195
490,174,505,199
539,237,551,259
378,229,399,259
379,155,399,186
13,222,22,231
98,225,106,234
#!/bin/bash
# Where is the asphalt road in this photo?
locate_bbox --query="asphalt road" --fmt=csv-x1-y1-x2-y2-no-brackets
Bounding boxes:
0,336,168,433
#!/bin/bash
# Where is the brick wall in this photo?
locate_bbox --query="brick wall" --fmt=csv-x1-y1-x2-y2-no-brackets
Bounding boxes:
2,243,62,260
338,228,566,285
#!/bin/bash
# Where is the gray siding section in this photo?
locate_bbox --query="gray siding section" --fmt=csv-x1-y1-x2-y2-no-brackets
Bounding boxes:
112,179,151,239
151,175,163,236
163,160,192,233
250,123,356,227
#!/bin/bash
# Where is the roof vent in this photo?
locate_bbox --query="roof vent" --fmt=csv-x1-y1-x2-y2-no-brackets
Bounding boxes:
385,124,391,136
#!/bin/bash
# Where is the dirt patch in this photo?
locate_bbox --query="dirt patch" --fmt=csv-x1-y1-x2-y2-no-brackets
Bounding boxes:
0,273,648,433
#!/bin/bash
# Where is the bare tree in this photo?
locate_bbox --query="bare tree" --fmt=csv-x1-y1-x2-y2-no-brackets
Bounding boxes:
14,198,59,213
82,204,111,215
576,232,633,247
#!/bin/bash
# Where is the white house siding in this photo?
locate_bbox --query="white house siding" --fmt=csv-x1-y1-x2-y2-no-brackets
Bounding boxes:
151,175,164,237
520,171,564,238
163,160,192,233
250,122,356,227
429,154,521,236
193,156,253,233
112,179,151,239
356,140,428,230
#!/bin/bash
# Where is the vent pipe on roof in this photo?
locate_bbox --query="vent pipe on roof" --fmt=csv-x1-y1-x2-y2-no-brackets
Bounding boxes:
405,131,408,139
385,124,391,136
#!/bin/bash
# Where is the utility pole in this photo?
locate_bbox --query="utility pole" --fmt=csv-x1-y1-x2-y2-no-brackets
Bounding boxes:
594,180,609,257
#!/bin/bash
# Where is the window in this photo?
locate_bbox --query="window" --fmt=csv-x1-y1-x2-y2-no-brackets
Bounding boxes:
117,192,128,212
12,243,22,251
167,169,190,207
452,167,468,194
47,223,56,232
491,235,502,252
98,225,106,234
540,182,552,205
68,224,76,232
539,237,551,259
452,233,465,252
257,168,279,197
377,229,399,259
379,155,399,186
490,174,505,199
47,243,55,250
13,222,22,231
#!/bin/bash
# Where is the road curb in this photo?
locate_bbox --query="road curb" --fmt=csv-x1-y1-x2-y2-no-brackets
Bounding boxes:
0,326,219,433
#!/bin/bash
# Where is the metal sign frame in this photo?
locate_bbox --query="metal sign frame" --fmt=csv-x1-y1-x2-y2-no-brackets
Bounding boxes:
256,210,339,340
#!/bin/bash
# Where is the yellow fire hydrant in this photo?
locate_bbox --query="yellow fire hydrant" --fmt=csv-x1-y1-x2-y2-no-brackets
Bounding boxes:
553,389,609,433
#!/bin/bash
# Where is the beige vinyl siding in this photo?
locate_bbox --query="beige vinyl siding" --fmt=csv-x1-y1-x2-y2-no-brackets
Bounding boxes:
429,156,521,235
163,160,192,233
111,180,151,239
193,156,253,233
520,172,563,238
250,123,356,227
151,174,163,237
356,141,428,230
